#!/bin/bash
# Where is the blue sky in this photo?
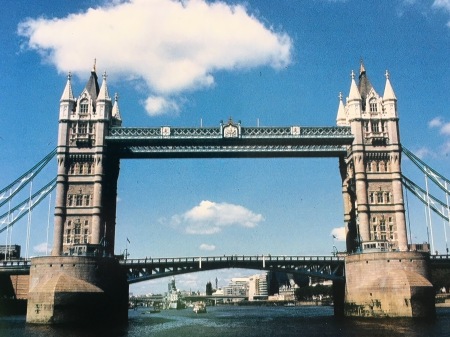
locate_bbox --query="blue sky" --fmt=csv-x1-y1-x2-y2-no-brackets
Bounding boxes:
1,0,449,294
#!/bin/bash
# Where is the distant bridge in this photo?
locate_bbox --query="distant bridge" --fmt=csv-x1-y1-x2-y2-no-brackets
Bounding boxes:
2,254,450,284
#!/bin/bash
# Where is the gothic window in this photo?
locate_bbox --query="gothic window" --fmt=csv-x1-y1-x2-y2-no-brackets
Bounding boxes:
76,195,83,206
376,161,381,172
371,121,379,133
364,122,369,132
67,195,73,206
388,216,393,223
69,164,76,175
369,98,377,113
67,220,72,227
372,217,377,223
74,222,81,235
84,195,90,206
366,161,372,172
385,192,391,203
369,192,375,203
87,163,93,174
389,224,393,232
384,161,389,172
379,220,386,232
80,99,89,113
78,123,87,134
377,192,383,203
66,229,71,243
79,163,84,174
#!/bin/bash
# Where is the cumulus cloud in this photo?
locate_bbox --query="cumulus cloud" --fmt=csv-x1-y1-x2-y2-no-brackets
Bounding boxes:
170,200,264,234
411,116,450,159
199,243,216,251
18,0,292,116
33,242,50,254
330,227,345,241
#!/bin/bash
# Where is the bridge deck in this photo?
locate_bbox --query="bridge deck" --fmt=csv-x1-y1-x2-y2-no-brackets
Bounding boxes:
2,254,449,283
106,126,353,158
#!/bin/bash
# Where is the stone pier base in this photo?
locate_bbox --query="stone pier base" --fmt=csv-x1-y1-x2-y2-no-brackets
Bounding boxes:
26,256,128,325
344,251,435,318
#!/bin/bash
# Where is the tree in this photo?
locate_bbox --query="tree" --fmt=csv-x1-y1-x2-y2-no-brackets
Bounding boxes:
206,281,213,295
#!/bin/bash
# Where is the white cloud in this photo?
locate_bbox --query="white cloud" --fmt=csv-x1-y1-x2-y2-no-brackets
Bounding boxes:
433,0,450,12
18,0,292,115
414,146,433,159
428,116,444,128
33,242,50,254
171,200,264,234
330,227,345,241
199,243,216,251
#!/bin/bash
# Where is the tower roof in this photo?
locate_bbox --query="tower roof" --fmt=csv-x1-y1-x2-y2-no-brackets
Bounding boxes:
84,69,100,103
358,60,374,101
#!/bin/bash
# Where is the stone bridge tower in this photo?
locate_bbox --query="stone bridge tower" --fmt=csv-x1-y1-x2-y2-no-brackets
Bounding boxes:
336,62,434,318
27,67,128,325
52,66,122,256
337,62,407,253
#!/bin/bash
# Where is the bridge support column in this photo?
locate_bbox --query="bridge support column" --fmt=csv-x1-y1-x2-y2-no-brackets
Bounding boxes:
26,256,128,325
344,251,435,318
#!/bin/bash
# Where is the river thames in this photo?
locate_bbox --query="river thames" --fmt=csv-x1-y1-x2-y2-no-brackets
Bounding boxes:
2,306,450,337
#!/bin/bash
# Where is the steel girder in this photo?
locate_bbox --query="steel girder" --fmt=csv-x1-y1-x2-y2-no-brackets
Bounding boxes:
121,255,346,284
105,126,353,158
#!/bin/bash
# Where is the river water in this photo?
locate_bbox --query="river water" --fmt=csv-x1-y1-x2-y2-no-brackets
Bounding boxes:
2,306,450,337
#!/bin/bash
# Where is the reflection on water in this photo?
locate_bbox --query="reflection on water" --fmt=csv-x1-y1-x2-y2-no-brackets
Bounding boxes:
2,306,450,337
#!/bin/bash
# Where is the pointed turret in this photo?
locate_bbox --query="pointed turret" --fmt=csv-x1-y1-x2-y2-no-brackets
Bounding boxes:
60,72,75,102
348,70,361,101
97,71,111,102
112,93,122,126
383,70,397,101
336,92,347,126
383,70,397,118
59,72,75,120
96,71,112,119
346,70,362,121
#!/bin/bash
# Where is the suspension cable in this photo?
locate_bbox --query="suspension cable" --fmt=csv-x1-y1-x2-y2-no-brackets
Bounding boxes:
0,148,56,208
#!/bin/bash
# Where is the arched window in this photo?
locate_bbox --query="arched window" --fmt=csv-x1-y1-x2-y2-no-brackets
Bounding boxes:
369,98,377,113
80,99,89,113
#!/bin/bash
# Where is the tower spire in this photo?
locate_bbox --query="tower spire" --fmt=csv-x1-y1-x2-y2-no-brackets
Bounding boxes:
383,70,397,101
60,72,74,102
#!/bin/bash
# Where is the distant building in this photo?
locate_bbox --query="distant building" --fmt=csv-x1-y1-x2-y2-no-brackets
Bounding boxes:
222,273,268,301
0,245,21,260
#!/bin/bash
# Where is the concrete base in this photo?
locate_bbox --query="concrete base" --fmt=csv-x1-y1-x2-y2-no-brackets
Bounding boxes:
344,251,435,318
26,256,128,325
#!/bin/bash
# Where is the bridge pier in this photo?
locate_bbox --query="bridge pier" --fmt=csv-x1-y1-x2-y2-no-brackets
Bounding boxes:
344,251,435,318
26,256,128,325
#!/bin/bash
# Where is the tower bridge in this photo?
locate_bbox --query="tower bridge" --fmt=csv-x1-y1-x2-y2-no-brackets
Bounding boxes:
2,62,449,324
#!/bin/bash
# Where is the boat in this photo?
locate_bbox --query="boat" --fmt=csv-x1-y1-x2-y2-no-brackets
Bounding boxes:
193,302,207,314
